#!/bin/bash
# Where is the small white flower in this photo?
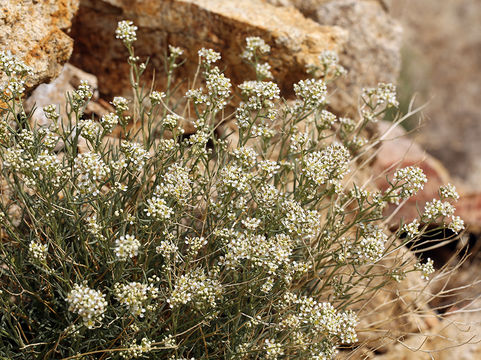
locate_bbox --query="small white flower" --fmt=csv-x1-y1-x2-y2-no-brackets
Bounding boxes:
198,48,221,65
28,241,48,262
439,183,460,201
448,216,464,234
402,219,420,238
111,96,129,113
169,45,184,57
393,166,427,199
114,234,140,261
115,20,138,44
66,283,107,328
415,258,435,280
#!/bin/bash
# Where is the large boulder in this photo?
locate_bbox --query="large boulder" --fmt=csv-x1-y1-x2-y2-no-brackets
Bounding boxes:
0,0,79,92
69,0,346,102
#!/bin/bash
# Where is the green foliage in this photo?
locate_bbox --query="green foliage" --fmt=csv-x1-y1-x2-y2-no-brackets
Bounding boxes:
0,21,463,359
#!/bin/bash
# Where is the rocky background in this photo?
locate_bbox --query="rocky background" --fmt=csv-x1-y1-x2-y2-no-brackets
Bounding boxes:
1,0,480,358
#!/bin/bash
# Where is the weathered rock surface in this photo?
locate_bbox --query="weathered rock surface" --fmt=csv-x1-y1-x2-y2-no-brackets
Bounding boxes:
24,63,100,127
267,0,403,116
70,0,346,102
391,0,481,188
0,0,79,91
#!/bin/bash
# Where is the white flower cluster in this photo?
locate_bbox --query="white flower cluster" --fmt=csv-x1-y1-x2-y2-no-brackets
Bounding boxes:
0,118,10,143
168,268,222,310
198,48,221,65
307,50,346,79
120,337,153,359
439,183,459,201
415,258,435,280
43,104,60,123
169,45,184,58
156,236,179,262
290,131,311,153
144,196,173,220
218,230,294,276
114,280,159,317
302,143,350,187
318,50,346,76
2,147,31,172
258,159,280,178
111,96,129,113
14,129,34,150
185,236,207,257
163,113,181,130
66,283,108,328
293,78,327,111
281,200,320,240
0,50,33,77
114,234,141,261
154,163,192,205
423,199,455,220
100,112,119,133
115,20,138,44
205,66,232,110
39,127,59,150
0,51,32,98
311,340,338,360
355,223,388,263
218,164,253,195
392,166,427,199
85,214,105,241
232,146,257,169
318,109,337,129
28,240,48,262
185,88,208,106
71,80,93,111
281,293,358,345
73,152,110,196
402,218,420,238
256,184,281,211
33,151,66,187
264,339,284,359
255,62,273,79
150,90,166,105
241,36,271,61
238,80,280,110
362,82,399,109
78,119,100,142
120,141,150,172
448,216,465,234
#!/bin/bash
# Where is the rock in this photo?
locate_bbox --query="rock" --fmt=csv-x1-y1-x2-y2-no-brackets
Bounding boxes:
266,0,402,116
0,0,79,92
391,0,481,188
309,0,402,116
456,193,481,234
69,0,346,103
24,63,101,127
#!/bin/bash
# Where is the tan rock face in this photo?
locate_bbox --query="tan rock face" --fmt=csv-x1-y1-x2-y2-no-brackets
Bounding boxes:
265,0,402,116
392,0,481,187
308,0,402,116
0,0,79,91
70,0,346,103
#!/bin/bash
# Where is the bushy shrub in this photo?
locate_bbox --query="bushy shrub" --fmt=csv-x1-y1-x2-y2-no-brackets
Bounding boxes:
0,20,464,359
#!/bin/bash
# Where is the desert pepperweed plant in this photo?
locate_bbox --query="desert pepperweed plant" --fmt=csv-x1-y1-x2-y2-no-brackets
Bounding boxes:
0,21,466,359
